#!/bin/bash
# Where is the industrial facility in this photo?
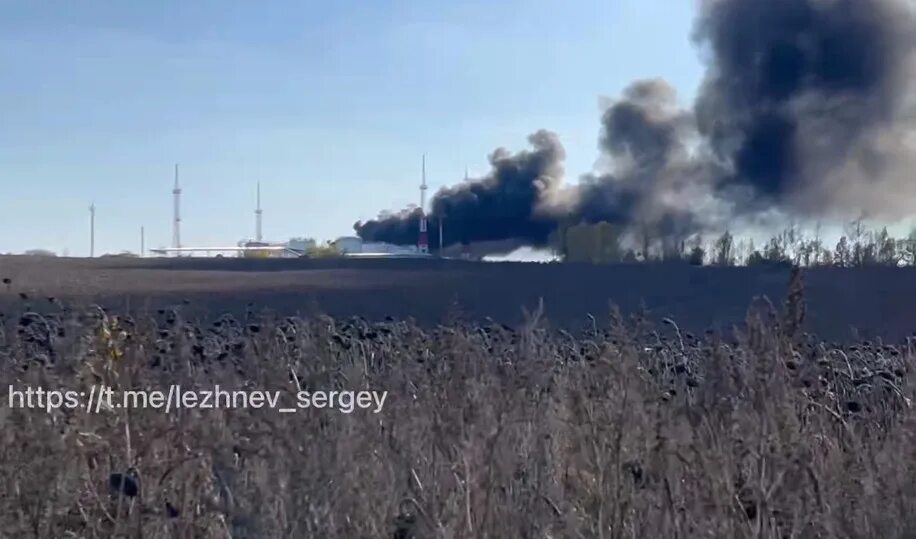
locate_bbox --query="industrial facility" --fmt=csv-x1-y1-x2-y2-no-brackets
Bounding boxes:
330,236,422,256
143,160,435,259
327,157,434,257
148,166,304,258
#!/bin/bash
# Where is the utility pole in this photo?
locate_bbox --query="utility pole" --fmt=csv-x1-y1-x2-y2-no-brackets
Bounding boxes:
140,226,145,257
89,202,95,258
172,163,182,255
255,180,263,243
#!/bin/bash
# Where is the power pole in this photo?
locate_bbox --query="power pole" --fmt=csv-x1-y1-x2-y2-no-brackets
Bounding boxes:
255,180,263,243
172,164,182,255
140,226,145,257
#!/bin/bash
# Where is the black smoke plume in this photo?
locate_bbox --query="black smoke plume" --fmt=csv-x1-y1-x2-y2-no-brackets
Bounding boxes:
355,130,567,250
356,0,916,253
695,0,916,217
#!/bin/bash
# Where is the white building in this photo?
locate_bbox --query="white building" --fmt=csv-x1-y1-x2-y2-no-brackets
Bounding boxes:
287,237,317,252
332,236,364,254
362,242,419,254
331,236,423,256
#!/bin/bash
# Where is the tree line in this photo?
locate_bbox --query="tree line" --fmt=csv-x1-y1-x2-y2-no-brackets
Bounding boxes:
552,219,916,267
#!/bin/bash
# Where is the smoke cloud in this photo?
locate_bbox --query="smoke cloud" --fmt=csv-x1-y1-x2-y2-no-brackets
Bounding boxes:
696,0,916,218
355,0,916,253
355,130,566,250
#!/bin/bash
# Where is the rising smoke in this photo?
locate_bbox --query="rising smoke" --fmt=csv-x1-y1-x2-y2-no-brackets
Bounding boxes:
355,0,916,253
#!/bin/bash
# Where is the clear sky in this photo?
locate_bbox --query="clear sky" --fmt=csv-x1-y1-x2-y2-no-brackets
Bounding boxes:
0,0,702,256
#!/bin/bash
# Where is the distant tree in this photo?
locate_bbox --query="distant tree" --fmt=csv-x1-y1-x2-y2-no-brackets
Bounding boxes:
562,222,622,264
859,230,878,266
798,240,809,266
567,224,595,263
637,223,653,262
747,250,767,266
780,223,802,265
548,216,575,260
744,238,756,265
24,249,56,257
686,235,705,266
661,236,686,262
897,229,916,266
732,238,746,265
834,236,851,267
810,222,824,266
848,217,867,266
763,236,788,264
713,231,735,266
588,222,622,263
877,227,897,265
547,228,567,260
799,239,818,267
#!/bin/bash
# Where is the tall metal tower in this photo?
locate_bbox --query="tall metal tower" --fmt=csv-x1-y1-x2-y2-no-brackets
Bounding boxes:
418,155,429,254
89,202,95,258
255,180,263,243
172,164,181,252
420,154,428,213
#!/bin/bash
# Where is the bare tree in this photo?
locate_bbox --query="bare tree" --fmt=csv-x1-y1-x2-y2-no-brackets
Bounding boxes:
834,236,851,267
877,227,897,266
713,231,735,266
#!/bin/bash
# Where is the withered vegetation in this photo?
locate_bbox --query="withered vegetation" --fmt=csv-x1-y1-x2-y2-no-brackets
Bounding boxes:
2,270,916,538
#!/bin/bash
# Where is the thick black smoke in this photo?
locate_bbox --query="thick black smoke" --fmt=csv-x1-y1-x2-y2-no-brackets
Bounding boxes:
356,130,567,250
356,0,916,253
695,0,916,217
576,80,718,242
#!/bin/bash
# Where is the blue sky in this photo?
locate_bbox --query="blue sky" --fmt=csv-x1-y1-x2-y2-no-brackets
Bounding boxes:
0,0,701,255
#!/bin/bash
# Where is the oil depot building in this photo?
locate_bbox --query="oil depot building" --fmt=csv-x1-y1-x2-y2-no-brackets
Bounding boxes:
331,236,425,257
330,155,433,258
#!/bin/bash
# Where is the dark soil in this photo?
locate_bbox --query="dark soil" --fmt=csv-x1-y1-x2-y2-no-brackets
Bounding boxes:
0,255,913,341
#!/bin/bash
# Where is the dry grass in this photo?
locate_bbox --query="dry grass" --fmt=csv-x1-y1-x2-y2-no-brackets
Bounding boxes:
2,270,916,538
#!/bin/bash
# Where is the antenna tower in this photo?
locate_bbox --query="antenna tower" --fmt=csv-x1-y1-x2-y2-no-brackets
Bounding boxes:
418,155,429,253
